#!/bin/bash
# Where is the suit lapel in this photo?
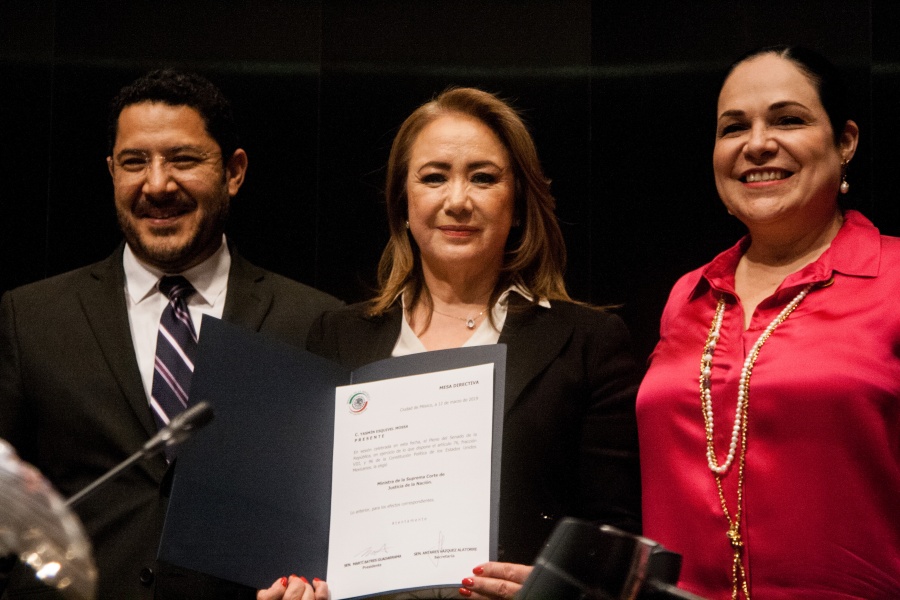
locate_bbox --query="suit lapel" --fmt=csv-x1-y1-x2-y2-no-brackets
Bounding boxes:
342,305,403,369
221,251,274,331
78,248,161,441
499,297,573,414
351,301,572,415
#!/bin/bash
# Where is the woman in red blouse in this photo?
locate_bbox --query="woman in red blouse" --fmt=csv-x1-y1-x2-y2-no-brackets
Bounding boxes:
638,46,900,599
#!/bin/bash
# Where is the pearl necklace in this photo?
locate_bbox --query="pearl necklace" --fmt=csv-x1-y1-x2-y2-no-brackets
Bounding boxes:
432,306,488,329
700,282,814,474
699,281,814,600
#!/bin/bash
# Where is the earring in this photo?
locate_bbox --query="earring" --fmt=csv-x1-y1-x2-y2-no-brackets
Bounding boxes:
405,220,410,229
840,160,850,195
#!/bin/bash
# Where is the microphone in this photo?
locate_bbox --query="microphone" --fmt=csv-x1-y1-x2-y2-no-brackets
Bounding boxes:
65,402,214,509
517,518,707,600
142,401,215,457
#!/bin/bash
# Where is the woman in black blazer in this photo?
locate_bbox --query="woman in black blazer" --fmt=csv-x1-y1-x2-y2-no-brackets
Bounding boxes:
307,88,641,600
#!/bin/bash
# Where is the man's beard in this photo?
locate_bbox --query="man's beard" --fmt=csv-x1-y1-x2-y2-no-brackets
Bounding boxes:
117,197,230,272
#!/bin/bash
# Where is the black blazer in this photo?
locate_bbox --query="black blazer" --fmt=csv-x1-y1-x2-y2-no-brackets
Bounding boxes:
307,296,641,564
0,246,342,600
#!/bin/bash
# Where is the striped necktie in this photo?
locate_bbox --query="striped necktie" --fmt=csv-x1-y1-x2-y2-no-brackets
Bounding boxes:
150,276,198,436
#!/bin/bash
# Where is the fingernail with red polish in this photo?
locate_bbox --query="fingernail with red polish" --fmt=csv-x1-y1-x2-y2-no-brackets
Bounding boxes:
462,577,474,587
472,565,484,575
290,574,298,578
459,588,472,597
280,577,288,587
313,577,322,583
300,576,309,584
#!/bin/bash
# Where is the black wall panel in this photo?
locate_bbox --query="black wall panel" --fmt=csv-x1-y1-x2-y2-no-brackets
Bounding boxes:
1,1,892,365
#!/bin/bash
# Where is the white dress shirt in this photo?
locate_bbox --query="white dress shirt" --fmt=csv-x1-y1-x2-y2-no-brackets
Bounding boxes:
392,286,551,357
123,237,230,402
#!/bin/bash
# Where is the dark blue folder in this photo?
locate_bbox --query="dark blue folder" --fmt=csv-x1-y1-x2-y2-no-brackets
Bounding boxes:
158,316,505,595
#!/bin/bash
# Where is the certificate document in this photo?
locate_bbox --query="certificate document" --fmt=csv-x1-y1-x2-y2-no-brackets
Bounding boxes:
327,364,495,599
159,318,506,598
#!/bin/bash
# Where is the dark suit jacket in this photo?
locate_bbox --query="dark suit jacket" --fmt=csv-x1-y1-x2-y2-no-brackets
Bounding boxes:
0,246,342,600
306,297,641,564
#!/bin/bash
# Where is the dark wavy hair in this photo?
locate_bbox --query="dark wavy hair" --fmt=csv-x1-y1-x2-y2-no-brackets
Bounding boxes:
107,69,239,163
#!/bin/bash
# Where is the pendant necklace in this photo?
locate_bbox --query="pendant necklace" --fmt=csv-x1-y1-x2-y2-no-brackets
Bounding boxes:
432,306,488,329
699,282,814,600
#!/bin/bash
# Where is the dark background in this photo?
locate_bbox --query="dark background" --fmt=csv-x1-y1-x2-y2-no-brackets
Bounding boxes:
2,1,897,366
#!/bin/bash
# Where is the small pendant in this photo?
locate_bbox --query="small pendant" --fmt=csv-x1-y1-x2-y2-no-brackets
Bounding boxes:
466,318,476,329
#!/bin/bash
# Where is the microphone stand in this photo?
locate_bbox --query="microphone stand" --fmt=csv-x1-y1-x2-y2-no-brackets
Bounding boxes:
65,402,214,508
0,403,214,598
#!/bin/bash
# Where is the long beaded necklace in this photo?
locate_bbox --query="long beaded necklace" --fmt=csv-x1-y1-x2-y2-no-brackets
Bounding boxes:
699,282,814,600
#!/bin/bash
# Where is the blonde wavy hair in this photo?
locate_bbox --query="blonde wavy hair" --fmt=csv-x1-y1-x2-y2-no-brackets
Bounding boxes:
368,87,573,320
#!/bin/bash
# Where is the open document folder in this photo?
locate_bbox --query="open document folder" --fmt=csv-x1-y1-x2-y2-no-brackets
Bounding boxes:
158,316,506,599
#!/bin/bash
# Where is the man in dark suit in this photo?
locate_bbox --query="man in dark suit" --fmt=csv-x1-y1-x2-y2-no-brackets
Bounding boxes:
0,70,341,599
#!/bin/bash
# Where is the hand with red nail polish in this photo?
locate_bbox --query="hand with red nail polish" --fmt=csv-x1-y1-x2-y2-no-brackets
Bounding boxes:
256,574,329,600
457,561,533,599
256,576,289,600
308,575,329,600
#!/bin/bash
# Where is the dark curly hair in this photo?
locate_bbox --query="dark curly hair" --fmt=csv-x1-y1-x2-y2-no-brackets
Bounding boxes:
107,69,239,163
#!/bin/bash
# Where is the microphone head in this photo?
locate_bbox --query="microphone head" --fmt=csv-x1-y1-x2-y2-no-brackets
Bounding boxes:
142,401,216,457
518,519,696,600
177,401,215,432
163,401,215,448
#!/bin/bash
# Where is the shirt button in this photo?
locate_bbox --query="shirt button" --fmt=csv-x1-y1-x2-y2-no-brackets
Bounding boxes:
139,567,154,586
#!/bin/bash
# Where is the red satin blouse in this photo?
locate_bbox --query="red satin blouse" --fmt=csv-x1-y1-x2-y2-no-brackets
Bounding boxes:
638,210,900,599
